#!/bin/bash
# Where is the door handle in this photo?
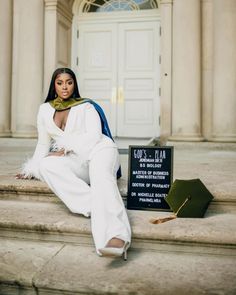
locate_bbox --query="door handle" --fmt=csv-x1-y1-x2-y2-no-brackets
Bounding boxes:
111,87,117,104
118,87,124,104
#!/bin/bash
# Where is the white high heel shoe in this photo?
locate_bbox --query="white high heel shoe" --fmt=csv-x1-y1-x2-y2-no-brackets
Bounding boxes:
99,242,129,261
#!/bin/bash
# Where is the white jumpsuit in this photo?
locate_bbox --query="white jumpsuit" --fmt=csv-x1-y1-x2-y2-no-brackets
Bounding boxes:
21,102,131,254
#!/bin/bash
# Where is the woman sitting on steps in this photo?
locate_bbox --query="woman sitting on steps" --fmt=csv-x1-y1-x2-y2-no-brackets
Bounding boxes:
16,67,131,260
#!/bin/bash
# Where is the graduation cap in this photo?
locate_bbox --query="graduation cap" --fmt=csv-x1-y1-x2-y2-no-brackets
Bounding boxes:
150,179,214,224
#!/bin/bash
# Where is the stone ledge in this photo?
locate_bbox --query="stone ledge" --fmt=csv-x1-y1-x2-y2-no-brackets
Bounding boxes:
0,238,236,295
0,199,236,255
0,176,235,211
166,141,236,150
0,176,127,203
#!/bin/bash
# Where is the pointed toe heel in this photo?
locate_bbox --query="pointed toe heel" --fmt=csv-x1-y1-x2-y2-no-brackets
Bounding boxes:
123,249,128,261
99,242,129,261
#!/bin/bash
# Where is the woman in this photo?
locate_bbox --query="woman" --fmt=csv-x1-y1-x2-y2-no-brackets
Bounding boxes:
17,68,131,260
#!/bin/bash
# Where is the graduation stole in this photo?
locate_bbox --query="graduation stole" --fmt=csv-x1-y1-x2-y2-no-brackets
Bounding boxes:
49,97,89,111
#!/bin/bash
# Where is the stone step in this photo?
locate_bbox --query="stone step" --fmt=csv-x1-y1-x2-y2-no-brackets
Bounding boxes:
1,237,236,295
1,139,236,293
0,199,236,256
0,175,127,203
0,175,236,213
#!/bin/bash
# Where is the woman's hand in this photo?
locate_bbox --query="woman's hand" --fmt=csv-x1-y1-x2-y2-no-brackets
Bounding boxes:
15,173,35,180
47,149,65,157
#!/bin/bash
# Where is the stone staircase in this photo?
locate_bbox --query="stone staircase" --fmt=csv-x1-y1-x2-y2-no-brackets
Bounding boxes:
0,141,236,294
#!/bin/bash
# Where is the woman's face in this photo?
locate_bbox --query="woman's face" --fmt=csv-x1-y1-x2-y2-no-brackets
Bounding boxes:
55,73,75,99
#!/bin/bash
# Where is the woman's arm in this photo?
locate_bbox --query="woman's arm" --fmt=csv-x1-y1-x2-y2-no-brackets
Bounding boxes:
18,105,51,180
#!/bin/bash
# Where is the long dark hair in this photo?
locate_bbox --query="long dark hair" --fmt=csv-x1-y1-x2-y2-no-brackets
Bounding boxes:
45,68,81,102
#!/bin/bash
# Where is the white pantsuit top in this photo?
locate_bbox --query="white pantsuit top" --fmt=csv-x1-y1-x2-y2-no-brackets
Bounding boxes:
21,102,131,254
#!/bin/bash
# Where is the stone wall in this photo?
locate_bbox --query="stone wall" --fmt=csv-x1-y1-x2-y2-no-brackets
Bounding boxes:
0,0,235,141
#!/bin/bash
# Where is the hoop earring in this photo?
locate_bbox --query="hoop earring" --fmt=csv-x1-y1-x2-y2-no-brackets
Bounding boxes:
55,93,58,98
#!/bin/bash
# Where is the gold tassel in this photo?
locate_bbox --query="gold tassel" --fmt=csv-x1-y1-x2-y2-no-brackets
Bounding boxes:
149,196,191,224
149,215,176,224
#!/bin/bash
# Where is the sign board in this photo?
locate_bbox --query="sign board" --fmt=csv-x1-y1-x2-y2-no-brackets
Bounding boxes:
127,146,173,211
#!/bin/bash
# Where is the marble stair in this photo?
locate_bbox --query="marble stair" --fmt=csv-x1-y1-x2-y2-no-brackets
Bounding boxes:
0,140,236,294
0,175,236,294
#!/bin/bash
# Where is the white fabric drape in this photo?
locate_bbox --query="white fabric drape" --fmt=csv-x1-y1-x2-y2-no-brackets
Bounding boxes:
21,102,131,253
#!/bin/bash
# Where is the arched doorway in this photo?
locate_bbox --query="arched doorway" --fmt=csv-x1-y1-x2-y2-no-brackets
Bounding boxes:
72,0,161,138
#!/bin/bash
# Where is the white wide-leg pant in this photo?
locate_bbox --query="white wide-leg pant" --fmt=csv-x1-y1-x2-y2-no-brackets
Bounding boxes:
39,147,131,254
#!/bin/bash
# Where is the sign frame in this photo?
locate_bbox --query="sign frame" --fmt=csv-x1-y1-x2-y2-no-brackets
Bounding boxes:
127,145,174,211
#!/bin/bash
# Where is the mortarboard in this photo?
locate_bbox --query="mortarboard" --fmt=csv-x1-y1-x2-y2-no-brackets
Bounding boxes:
150,178,214,224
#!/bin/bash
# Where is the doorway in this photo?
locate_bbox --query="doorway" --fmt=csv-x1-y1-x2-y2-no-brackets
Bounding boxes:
73,1,161,138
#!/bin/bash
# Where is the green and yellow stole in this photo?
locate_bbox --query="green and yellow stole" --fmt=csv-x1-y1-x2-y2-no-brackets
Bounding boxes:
49,97,89,111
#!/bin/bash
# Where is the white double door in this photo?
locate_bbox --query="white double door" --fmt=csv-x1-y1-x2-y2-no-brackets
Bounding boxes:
78,20,160,138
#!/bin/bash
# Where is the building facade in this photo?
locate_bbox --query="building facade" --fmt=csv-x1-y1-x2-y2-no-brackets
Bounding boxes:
0,0,236,141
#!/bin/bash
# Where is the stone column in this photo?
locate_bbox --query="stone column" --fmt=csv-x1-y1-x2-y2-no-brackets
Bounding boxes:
0,0,13,137
160,0,173,139
212,0,236,142
44,0,58,97
44,0,73,97
170,0,203,141
202,0,213,140
11,0,44,137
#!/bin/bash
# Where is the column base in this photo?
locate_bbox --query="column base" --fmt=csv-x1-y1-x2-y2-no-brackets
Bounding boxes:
168,135,204,142
11,132,37,138
210,135,236,143
0,132,12,137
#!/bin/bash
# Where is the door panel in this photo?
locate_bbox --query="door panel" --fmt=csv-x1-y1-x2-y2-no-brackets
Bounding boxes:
78,23,117,134
124,29,154,71
78,21,160,138
125,100,154,123
118,21,160,137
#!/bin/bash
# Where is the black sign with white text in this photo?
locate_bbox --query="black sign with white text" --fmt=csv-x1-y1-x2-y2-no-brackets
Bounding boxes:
127,146,173,210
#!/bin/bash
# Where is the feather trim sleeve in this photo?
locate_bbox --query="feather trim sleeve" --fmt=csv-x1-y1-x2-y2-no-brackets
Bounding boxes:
20,105,51,180
21,156,43,180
